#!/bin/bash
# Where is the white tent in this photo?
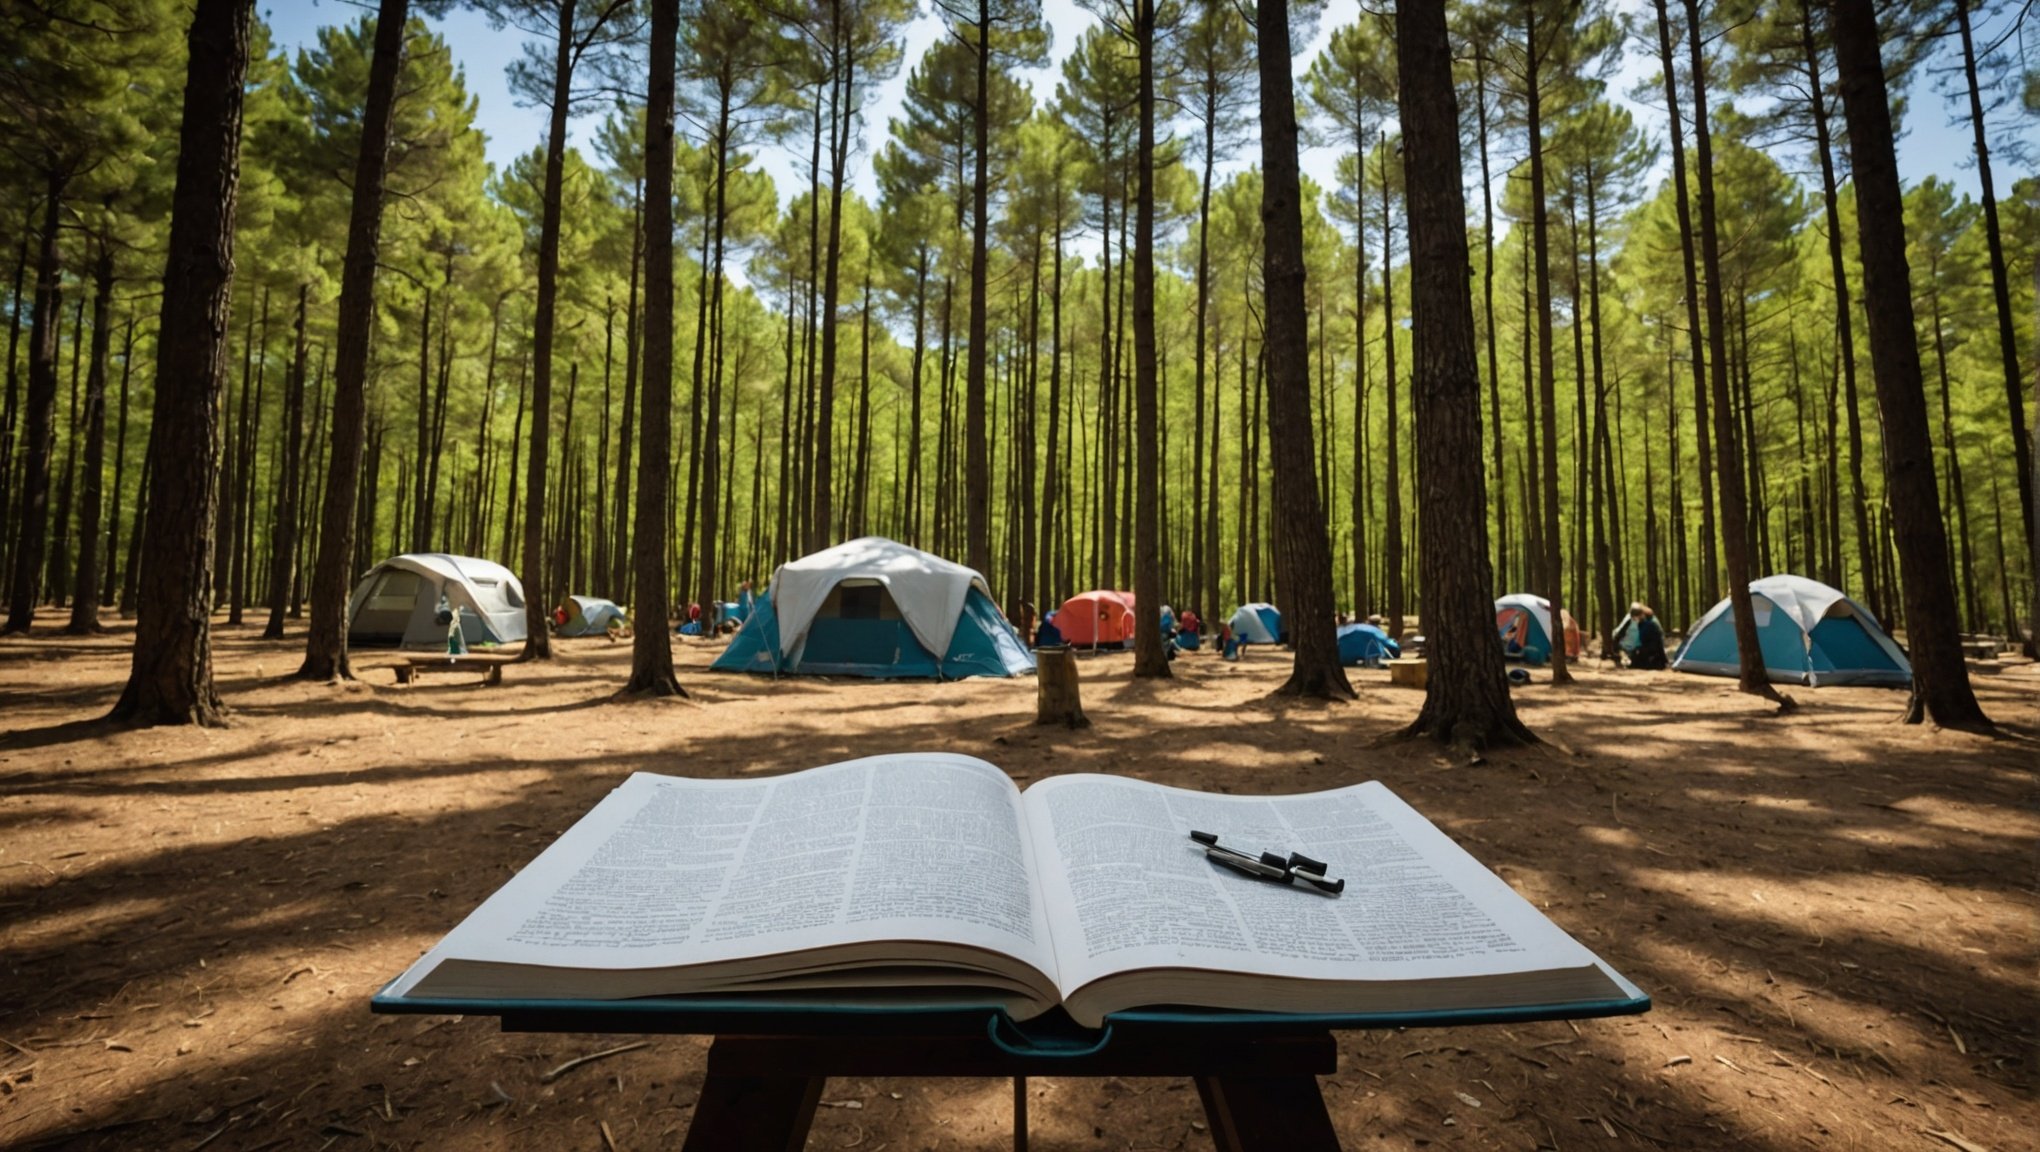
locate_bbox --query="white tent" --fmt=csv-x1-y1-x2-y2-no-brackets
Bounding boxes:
768,537,984,663
347,553,527,649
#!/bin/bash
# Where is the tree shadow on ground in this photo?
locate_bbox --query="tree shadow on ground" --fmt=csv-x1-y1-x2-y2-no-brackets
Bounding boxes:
1,631,2033,1150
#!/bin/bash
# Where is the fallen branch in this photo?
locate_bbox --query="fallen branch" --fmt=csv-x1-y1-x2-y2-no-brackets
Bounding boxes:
539,1041,649,1084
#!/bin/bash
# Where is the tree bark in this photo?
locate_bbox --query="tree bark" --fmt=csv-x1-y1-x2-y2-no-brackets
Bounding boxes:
519,0,581,662
1131,0,1169,679
1827,0,1987,728
964,0,993,582
3,179,64,633
101,314,135,607
263,282,309,639
298,0,409,681
110,0,253,725
625,0,684,696
1253,0,1352,699
65,238,114,633
1396,0,1532,747
1651,0,1718,609
1686,0,1780,703
1523,1,1571,686
1951,0,2032,597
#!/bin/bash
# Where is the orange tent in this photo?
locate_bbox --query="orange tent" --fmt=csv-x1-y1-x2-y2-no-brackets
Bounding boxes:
1056,590,1137,647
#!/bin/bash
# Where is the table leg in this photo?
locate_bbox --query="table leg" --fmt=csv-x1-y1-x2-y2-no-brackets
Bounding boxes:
680,1070,823,1152
1195,1074,1340,1152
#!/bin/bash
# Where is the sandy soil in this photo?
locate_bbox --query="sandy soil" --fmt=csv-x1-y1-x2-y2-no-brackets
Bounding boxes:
1,620,2034,1152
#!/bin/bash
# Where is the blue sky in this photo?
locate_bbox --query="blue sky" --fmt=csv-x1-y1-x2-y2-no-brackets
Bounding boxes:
264,0,2005,232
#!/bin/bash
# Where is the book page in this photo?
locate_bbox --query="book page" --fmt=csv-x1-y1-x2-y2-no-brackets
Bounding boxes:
389,753,1057,998
1021,775,1597,996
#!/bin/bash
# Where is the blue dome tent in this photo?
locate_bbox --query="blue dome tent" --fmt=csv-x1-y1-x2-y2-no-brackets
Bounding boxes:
712,537,1034,680
1228,603,1283,645
1672,574,1910,687
1337,622,1399,666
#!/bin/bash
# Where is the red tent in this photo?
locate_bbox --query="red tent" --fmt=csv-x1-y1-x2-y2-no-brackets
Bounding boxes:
1056,590,1136,647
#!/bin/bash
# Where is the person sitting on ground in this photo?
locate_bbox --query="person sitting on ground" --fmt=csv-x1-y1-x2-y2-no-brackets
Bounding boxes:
1615,603,1668,670
1220,620,1239,661
1035,611,1063,648
1178,608,1201,636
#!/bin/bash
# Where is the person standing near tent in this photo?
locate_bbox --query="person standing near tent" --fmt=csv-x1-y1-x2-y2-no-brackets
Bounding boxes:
737,580,757,622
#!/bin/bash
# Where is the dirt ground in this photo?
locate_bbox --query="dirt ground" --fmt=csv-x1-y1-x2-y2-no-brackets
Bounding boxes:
1,620,2034,1152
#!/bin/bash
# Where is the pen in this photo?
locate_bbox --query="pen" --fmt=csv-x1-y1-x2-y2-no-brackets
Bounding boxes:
1190,831,1345,896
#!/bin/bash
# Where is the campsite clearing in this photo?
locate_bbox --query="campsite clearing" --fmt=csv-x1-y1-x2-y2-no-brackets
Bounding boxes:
1,622,2034,1152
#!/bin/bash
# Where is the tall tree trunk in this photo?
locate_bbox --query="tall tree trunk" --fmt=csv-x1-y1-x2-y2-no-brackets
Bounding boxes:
1797,6,1877,616
1191,80,1216,619
811,38,853,552
1380,135,1404,638
1253,0,1351,698
66,239,114,633
696,85,734,625
409,286,434,550
263,283,309,639
1653,0,1718,609
0,225,28,606
1523,1,1571,685
102,314,136,606
626,0,684,695
4,176,65,632
298,0,409,681
518,0,580,662
1474,48,1506,583
111,0,253,724
1132,0,1169,678
610,187,641,603
1952,0,2032,597
52,296,82,609
963,0,994,582
1686,0,1779,702
1829,0,1987,727
1398,0,1531,745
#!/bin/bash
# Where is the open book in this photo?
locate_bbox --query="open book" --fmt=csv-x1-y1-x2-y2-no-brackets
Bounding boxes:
386,754,1636,1028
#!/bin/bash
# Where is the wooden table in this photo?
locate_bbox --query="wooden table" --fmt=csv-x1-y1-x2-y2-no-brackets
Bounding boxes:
489,1004,1340,1152
375,978,1646,1150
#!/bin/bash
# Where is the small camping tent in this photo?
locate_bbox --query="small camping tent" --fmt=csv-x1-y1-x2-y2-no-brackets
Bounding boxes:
1672,574,1910,687
1229,603,1283,645
1495,594,1581,664
347,553,527,649
555,595,625,637
1337,622,1398,666
711,537,1034,679
1057,590,1136,648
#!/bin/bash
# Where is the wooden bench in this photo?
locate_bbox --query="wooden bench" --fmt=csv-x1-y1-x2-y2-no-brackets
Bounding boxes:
1958,637,2001,661
393,653,514,685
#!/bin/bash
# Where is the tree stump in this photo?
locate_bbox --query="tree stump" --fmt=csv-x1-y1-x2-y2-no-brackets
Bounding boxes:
1035,646,1090,729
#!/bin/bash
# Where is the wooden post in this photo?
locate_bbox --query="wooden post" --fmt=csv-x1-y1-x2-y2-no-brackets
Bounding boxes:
1035,645,1090,728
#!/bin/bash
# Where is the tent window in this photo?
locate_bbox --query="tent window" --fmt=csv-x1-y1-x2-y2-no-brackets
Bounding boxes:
365,570,423,612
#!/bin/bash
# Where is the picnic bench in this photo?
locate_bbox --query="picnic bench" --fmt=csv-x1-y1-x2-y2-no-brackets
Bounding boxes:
393,653,515,685
1958,636,2001,661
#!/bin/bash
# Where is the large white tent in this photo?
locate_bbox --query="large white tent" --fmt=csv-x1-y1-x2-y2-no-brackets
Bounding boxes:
346,553,527,650
714,537,1032,679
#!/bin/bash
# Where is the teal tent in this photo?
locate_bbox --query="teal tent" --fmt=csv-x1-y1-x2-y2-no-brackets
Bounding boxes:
712,537,1033,679
1337,623,1398,666
1672,574,1910,687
